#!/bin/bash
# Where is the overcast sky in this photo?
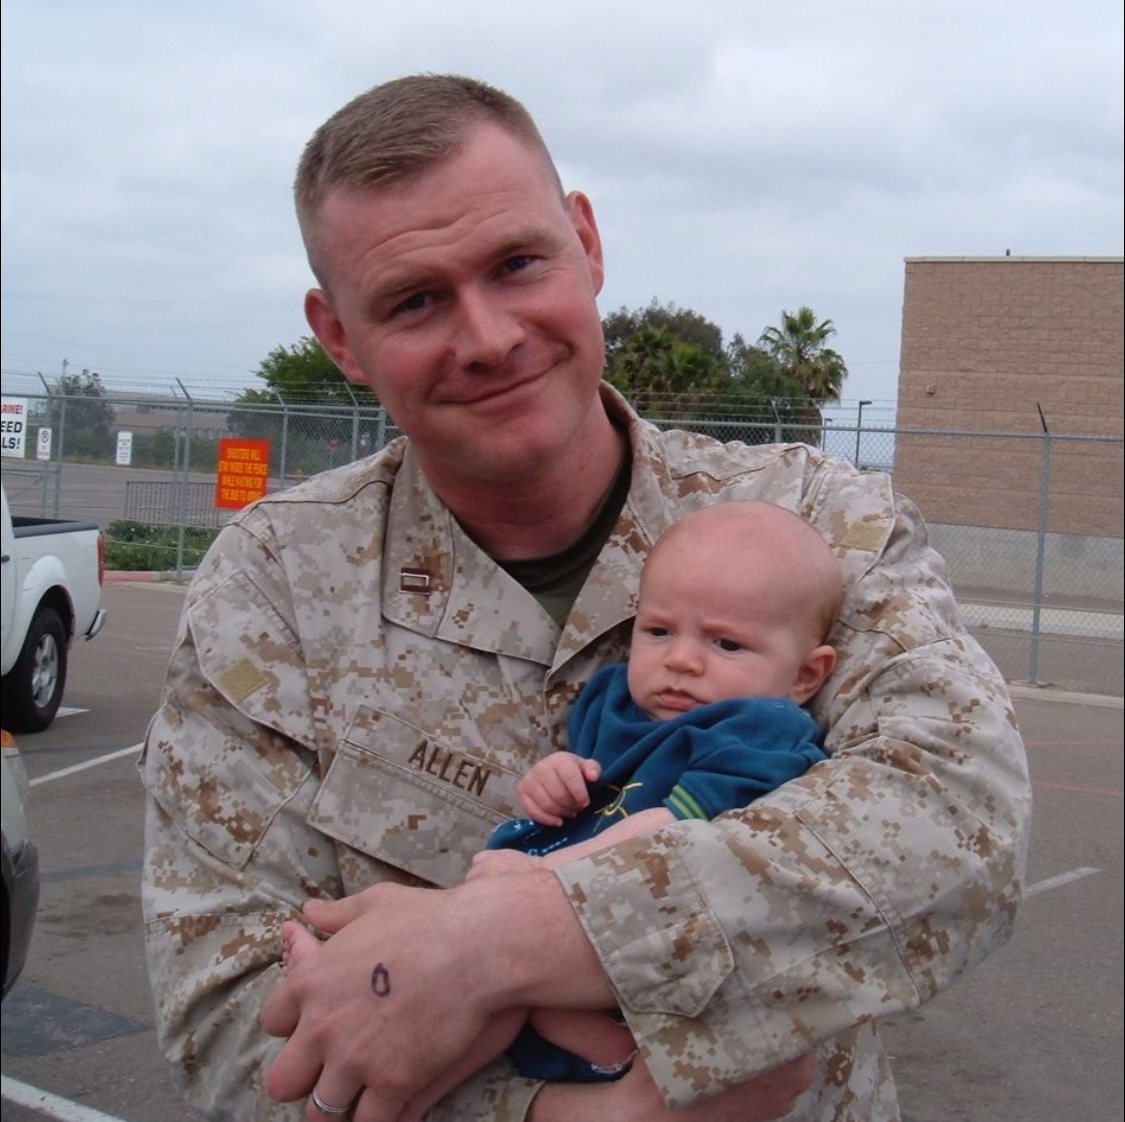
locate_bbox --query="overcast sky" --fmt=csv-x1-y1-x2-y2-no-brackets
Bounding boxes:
2,0,1122,417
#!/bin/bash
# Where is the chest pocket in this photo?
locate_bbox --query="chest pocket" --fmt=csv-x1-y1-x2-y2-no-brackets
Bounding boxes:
307,706,524,888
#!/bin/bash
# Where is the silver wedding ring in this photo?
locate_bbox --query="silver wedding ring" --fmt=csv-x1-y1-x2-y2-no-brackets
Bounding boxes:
311,1088,350,1116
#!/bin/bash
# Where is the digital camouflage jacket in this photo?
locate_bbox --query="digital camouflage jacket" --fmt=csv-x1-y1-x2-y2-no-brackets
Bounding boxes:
141,385,1031,1121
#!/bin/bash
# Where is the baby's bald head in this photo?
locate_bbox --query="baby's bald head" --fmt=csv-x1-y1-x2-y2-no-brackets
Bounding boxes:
643,501,843,647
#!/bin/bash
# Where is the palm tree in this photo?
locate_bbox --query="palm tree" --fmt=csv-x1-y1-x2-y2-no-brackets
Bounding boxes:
604,326,724,416
757,307,847,403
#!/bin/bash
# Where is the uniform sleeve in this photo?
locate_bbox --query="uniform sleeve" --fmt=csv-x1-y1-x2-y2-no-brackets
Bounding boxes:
141,518,544,1122
141,516,326,1121
552,482,1031,1108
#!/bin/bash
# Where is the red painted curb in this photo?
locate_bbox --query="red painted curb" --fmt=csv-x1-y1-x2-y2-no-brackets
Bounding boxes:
104,570,161,582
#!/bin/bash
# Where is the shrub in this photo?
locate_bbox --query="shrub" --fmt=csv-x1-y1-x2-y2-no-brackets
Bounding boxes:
104,520,220,571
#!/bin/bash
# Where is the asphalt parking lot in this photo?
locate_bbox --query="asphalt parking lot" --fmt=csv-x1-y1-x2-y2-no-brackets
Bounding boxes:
2,580,1122,1122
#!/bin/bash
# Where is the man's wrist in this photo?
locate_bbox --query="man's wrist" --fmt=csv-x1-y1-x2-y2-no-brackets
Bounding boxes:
448,870,614,1012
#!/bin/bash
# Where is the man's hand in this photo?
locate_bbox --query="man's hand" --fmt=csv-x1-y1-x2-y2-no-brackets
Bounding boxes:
518,754,601,826
260,882,497,1122
529,1051,816,1122
260,870,616,1122
466,848,543,881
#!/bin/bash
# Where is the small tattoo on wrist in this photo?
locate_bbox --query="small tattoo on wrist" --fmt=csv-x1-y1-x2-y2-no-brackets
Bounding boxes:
371,963,391,997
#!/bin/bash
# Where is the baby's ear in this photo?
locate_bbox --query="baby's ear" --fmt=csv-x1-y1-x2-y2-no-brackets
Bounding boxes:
792,645,837,705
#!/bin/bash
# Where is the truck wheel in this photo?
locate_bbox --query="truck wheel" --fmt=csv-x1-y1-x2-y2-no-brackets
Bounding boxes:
2,607,69,733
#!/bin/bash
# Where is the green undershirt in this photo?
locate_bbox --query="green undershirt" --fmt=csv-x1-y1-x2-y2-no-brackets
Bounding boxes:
496,447,632,629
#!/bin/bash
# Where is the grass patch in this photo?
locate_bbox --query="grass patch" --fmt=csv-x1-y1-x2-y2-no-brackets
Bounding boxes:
104,520,220,571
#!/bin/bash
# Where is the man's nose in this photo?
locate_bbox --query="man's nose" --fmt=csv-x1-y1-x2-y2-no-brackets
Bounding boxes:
452,289,524,368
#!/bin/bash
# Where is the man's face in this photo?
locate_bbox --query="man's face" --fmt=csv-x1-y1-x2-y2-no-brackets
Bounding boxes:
627,534,825,721
303,124,607,491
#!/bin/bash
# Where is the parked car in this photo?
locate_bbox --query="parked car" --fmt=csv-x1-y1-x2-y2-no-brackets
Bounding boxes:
1,483,106,732
1,729,38,998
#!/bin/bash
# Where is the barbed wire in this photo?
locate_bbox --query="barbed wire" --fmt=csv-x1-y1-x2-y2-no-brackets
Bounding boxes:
1,371,899,420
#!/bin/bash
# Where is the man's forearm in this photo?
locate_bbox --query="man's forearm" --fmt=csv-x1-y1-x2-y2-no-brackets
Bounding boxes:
439,870,620,1013
299,870,618,1014
539,807,675,870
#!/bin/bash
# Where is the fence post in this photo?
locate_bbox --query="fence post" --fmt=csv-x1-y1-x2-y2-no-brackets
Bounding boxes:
344,382,360,461
770,399,782,443
35,377,54,517
277,391,288,488
39,435,49,515
1028,414,1052,685
376,405,388,452
39,374,67,518
175,380,195,580
54,394,68,518
168,412,182,524
855,400,872,466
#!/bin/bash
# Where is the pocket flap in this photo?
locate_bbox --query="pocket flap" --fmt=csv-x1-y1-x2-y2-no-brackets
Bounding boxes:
309,706,524,887
188,569,317,751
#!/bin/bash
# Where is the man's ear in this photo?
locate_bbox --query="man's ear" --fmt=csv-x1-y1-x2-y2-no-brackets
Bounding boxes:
305,288,368,386
791,645,837,705
565,191,604,296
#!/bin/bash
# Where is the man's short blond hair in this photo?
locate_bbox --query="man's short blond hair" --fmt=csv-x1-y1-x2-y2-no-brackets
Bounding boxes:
295,74,560,263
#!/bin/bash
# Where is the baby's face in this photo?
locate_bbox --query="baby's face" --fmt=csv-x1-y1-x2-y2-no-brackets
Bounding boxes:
627,535,824,721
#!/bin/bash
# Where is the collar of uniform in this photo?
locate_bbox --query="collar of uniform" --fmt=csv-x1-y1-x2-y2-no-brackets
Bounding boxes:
381,446,560,665
548,386,680,675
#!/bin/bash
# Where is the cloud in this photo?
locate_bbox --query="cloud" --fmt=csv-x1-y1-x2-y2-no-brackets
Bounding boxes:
1,0,1121,403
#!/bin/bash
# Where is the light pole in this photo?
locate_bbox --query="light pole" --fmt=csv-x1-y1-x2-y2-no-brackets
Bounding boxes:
855,400,872,467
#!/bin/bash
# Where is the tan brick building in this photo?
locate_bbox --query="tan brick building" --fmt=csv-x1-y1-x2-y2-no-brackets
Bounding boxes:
893,256,1123,537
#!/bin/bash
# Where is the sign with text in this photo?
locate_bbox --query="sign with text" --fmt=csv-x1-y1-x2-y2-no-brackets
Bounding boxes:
116,431,134,466
37,427,53,461
215,437,271,510
1,397,28,458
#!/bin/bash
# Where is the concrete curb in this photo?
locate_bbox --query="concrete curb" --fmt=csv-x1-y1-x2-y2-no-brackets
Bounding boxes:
1008,684,1123,709
104,570,194,584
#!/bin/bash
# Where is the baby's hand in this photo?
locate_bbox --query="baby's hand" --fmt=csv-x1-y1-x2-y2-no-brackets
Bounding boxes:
466,848,544,881
518,754,602,826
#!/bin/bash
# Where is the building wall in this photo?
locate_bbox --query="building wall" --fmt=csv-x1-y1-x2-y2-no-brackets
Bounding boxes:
893,256,1123,537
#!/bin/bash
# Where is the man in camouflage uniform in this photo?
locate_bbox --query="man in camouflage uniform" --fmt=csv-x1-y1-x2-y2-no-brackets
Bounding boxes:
142,74,1031,1122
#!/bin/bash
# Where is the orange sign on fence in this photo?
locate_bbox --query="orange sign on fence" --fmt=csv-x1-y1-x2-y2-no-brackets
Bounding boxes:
215,438,271,510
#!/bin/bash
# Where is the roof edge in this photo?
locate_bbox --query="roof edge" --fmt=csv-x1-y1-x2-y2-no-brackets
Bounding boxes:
904,255,1124,263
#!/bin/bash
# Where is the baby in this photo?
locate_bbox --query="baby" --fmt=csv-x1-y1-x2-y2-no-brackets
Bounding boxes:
284,500,842,1118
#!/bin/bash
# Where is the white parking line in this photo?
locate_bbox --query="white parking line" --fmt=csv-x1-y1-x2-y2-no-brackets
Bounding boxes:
29,744,142,788
1,1076,131,1122
1025,867,1100,897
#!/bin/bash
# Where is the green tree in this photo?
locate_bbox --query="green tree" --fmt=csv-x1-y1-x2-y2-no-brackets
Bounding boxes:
51,368,115,458
230,336,386,475
756,307,848,404
603,300,726,367
236,336,372,406
604,325,726,416
602,303,731,421
751,308,848,445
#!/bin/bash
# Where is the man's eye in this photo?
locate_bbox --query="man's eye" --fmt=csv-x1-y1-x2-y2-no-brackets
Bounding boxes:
716,638,743,652
503,255,535,273
646,626,670,638
392,292,428,316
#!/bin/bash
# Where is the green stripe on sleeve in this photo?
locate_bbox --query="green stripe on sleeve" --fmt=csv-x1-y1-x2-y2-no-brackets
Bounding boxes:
667,784,709,820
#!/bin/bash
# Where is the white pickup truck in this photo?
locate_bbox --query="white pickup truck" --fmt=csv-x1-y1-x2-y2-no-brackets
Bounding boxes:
1,485,106,732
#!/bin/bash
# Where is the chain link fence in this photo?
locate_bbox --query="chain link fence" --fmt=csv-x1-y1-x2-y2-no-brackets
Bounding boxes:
3,389,1121,696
